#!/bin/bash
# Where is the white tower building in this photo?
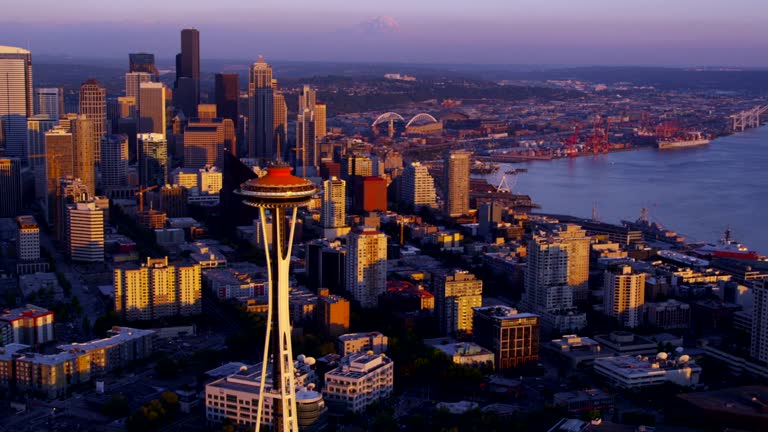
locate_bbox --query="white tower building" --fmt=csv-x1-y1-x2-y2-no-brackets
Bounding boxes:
235,165,317,432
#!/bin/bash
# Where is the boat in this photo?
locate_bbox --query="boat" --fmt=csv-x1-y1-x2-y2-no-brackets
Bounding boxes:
695,229,759,260
657,132,710,150
657,138,710,150
622,208,685,244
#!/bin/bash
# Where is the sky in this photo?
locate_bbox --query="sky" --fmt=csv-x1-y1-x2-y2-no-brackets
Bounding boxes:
2,0,768,67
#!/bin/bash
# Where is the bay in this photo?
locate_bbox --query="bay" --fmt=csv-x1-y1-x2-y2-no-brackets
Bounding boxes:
480,126,768,254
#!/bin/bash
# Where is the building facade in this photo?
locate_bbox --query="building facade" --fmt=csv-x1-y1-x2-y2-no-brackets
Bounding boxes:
473,306,540,369
248,56,274,159
401,162,436,210
0,158,22,217
323,352,394,413
66,201,104,262
603,265,646,328
78,79,107,162
434,270,483,335
345,227,387,308
114,257,202,321
443,150,470,217
0,46,33,159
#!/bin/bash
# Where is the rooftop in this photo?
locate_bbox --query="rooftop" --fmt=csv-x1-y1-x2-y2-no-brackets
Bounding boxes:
473,305,538,320
58,327,154,352
0,45,30,55
0,304,51,321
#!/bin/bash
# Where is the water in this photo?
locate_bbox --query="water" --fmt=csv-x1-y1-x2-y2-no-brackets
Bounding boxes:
481,126,768,254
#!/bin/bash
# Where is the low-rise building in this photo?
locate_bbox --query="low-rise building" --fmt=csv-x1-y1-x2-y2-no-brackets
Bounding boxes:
553,388,615,414
645,299,691,329
323,352,394,413
547,335,601,368
337,332,388,356
472,305,539,369
594,352,701,389
57,326,155,375
429,341,494,367
205,358,325,430
15,350,92,398
593,331,656,357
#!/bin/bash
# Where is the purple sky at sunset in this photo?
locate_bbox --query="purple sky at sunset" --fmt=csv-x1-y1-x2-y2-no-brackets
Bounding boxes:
2,0,768,66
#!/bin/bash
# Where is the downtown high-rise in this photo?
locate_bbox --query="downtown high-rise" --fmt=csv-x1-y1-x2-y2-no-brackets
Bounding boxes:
248,56,274,160
138,82,166,135
443,149,471,217
521,224,589,332
78,79,107,163
34,87,63,120
0,46,33,160
401,162,437,210
345,227,387,308
174,29,200,117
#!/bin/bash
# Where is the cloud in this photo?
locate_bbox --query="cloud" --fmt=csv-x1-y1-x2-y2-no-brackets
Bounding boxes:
360,16,400,34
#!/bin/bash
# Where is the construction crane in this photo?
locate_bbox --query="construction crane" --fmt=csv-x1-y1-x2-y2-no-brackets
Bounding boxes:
135,185,158,212
561,125,580,157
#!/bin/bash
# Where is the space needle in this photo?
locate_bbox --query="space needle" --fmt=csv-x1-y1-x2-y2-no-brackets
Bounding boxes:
235,164,317,432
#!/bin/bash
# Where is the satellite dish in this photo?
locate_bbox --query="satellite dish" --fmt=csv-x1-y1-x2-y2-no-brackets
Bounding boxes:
675,347,684,353
656,352,668,360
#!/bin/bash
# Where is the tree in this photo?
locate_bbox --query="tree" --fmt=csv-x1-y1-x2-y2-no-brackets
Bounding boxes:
101,394,130,419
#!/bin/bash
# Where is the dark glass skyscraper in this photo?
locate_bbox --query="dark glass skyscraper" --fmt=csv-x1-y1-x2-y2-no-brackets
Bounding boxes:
174,29,200,117
248,56,274,160
214,73,239,124
129,53,159,80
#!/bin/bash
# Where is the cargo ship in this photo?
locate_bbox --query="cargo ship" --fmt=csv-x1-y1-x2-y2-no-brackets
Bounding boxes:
695,229,759,260
656,132,710,150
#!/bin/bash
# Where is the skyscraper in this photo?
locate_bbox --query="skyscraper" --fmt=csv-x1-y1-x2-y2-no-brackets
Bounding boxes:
34,87,63,120
66,201,104,262
0,158,22,217
295,85,322,175
56,177,90,241
248,56,274,160
401,162,436,210
521,224,589,332
314,103,327,142
129,53,159,80
125,72,152,100
71,116,95,197
346,227,387,309
138,133,168,187
603,265,646,328
100,134,129,189
444,149,471,217
434,270,483,336
27,115,57,203
273,86,287,159
296,108,316,175
138,82,166,135
214,73,239,124
174,29,200,117
235,166,318,432
321,177,349,239
78,79,107,163
0,46,33,159
44,128,74,228
183,118,231,169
